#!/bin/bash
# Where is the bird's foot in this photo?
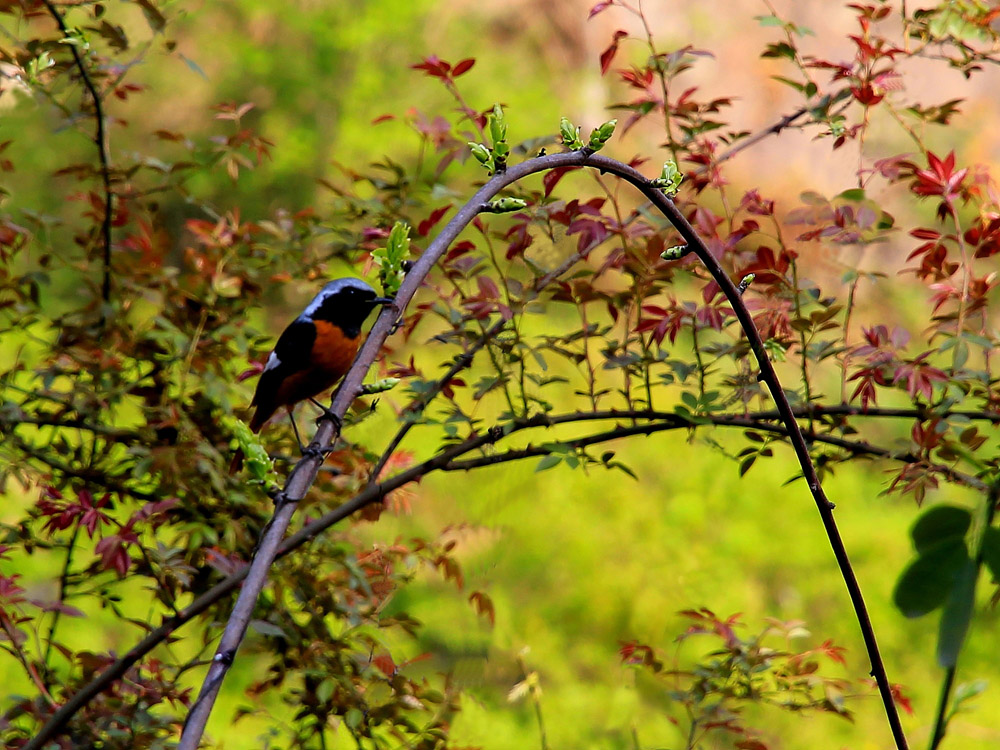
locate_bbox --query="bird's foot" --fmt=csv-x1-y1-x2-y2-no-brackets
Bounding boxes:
309,398,343,433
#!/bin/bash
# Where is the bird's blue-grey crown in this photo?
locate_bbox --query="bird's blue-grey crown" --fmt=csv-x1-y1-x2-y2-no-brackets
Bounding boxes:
297,278,391,336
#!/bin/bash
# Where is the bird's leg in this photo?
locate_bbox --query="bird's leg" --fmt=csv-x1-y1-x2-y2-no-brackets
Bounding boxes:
286,405,307,453
290,403,329,461
308,397,343,433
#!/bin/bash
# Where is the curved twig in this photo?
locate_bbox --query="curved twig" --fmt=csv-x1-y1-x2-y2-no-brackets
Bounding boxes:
579,152,909,749
42,0,114,307
76,148,908,750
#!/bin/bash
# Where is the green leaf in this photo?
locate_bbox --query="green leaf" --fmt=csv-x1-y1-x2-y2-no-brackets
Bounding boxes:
483,197,528,213
360,377,400,395
489,103,507,146
249,619,287,638
837,188,866,201
754,14,784,27
680,391,699,409
911,505,972,553
981,527,1000,582
535,454,562,472
559,117,583,149
937,556,977,667
373,221,410,295
345,708,365,730
178,52,208,80
949,679,988,719
588,119,617,151
135,0,166,32
316,678,335,704
893,538,969,618
469,141,491,165
650,160,683,195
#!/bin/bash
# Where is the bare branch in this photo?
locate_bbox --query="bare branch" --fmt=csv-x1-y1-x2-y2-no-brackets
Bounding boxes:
42,0,115,309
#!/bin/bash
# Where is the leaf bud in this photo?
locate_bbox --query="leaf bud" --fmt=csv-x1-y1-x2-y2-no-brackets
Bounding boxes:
559,117,582,149
468,142,491,165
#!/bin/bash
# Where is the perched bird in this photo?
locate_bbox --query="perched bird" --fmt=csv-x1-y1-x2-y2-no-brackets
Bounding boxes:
232,278,393,470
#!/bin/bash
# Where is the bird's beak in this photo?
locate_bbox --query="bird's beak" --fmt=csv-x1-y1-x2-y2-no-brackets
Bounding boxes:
373,296,395,306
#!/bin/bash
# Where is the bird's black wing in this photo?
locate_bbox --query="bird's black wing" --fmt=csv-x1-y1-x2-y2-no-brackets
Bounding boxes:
249,319,316,419
271,318,317,371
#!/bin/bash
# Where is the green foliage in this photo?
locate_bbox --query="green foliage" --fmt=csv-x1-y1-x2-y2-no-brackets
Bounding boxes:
558,116,584,150
467,103,511,174
373,221,411,296
481,197,528,214
622,611,855,749
649,160,684,195
893,505,982,668
3,0,1000,748
587,119,617,152
229,418,276,482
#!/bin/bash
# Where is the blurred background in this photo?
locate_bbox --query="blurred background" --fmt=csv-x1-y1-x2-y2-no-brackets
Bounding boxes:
3,0,1000,748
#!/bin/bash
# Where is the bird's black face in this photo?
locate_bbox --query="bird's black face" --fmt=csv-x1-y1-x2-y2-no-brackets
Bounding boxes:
307,280,393,337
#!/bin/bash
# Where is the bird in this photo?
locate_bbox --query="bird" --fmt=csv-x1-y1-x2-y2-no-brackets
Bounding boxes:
232,277,393,471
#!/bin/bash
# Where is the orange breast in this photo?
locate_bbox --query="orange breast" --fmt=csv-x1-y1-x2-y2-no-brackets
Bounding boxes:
251,320,362,428
311,319,361,375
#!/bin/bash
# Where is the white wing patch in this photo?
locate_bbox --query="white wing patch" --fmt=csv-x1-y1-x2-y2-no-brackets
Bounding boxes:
263,351,281,371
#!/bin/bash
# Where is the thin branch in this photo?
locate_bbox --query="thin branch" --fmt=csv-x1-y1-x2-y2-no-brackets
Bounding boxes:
583,153,909,748
440,410,985,491
42,0,114,308
25,401,964,746
43,525,81,672
690,88,852,175
176,154,604,747
928,665,957,750
12,433,157,501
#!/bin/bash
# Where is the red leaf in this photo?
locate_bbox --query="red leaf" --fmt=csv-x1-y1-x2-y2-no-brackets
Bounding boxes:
468,591,496,626
600,30,628,75
891,683,914,716
410,55,451,79
95,534,134,577
589,1,613,19
371,114,395,124
371,653,397,676
477,275,500,300
417,204,452,237
451,58,476,77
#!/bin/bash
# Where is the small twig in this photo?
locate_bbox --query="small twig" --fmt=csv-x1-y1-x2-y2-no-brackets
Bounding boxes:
928,665,957,750
43,525,81,671
13,433,157,501
42,0,115,309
